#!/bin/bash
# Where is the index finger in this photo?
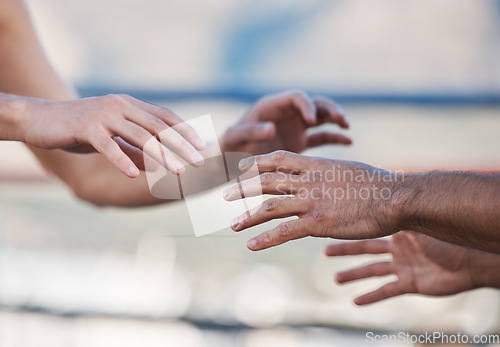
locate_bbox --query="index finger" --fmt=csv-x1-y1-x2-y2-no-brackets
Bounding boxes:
313,96,349,129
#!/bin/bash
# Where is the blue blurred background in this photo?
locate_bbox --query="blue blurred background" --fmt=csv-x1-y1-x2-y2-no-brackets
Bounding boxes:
0,1,499,346
37,0,500,99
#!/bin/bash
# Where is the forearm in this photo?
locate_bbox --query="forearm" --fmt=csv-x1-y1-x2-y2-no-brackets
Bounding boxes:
56,145,231,207
0,0,239,207
394,172,500,253
0,0,161,206
0,93,27,141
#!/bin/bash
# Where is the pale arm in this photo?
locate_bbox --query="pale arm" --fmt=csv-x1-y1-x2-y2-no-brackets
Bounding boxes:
394,172,500,253
1,0,351,207
0,0,167,206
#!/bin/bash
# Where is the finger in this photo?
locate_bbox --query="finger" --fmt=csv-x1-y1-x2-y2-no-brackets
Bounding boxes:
88,131,139,178
288,91,317,124
231,196,307,231
223,171,300,201
237,150,317,174
354,281,403,306
306,132,352,148
325,239,389,256
246,218,309,251
123,108,204,167
223,122,275,148
336,262,393,284
313,96,349,128
125,96,206,150
158,127,204,166
111,120,185,174
113,137,146,171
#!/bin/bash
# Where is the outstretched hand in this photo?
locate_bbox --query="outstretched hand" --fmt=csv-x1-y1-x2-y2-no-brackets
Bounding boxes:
223,151,401,251
22,94,206,177
220,91,351,155
325,231,497,305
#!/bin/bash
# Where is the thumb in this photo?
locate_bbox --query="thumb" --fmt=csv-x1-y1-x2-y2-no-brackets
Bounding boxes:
223,122,275,148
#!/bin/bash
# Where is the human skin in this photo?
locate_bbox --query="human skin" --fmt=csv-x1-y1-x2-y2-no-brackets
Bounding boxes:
0,92,206,176
223,151,500,253
325,231,500,305
0,0,351,206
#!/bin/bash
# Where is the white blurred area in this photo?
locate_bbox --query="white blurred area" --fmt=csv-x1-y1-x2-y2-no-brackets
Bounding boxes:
1,0,500,346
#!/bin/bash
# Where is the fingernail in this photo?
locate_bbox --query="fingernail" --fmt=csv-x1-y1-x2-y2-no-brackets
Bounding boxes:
191,151,205,165
247,239,257,250
231,217,240,230
223,186,233,200
128,166,139,176
239,157,252,171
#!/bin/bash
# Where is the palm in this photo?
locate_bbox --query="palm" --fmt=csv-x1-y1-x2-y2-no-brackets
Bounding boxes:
389,231,473,296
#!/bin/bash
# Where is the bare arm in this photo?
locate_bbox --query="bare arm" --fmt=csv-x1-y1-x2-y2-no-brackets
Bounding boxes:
395,172,500,253
0,0,200,206
0,0,351,207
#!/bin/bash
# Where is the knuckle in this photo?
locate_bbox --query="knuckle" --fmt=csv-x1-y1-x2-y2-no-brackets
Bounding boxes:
160,108,178,124
260,172,274,186
263,198,277,212
104,94,129,108
97,137,114,153
131,127,149,141
117,94,132,101
277,223,290,238
100,94,113,106
310,210,324,223
271,150,287,164
103,94,119,103
306,169,323,183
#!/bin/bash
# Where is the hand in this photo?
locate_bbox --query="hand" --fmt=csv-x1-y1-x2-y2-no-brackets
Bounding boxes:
223,151,403,251
219,91,351,155
21,94,206,177
325,231,500,305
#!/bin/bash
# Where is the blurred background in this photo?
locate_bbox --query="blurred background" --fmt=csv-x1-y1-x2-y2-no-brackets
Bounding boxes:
1,0,500,346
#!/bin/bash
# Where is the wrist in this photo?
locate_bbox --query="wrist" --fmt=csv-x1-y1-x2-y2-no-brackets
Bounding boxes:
0,94,29,142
